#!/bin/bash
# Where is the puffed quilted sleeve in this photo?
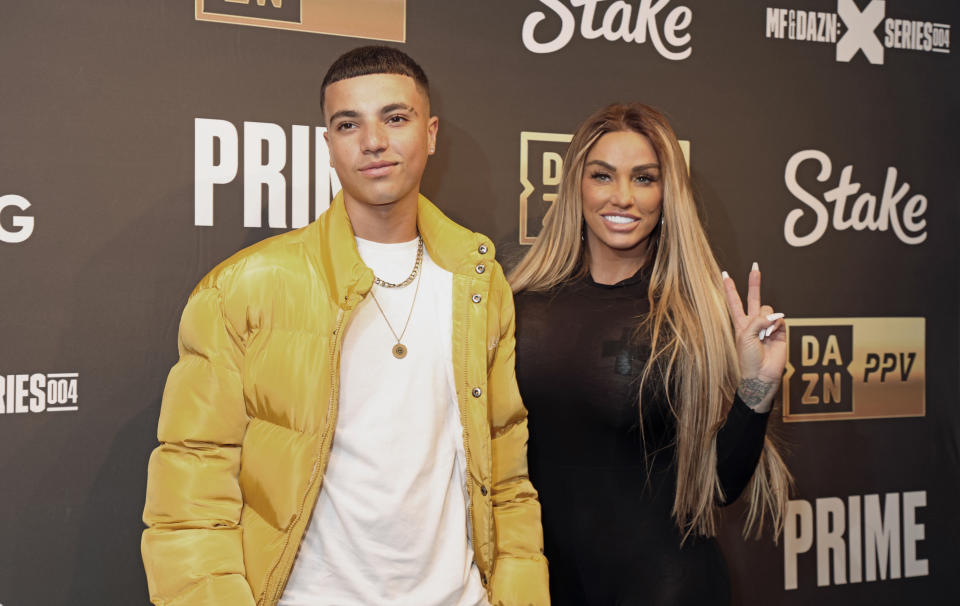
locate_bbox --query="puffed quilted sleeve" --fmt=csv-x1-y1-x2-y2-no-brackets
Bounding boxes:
141,284,255,606
486,269,550,606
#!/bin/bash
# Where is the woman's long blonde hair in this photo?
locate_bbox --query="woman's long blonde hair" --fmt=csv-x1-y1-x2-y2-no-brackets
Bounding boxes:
509,103,791,539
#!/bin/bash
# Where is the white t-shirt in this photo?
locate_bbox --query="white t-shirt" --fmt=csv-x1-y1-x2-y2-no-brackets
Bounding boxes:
280,237,489,606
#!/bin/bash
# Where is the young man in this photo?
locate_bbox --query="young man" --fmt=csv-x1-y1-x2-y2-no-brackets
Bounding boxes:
141,46,549,606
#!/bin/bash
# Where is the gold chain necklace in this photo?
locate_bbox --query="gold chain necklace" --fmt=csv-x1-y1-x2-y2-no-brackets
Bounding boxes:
368,239,424,359
374,237,423,288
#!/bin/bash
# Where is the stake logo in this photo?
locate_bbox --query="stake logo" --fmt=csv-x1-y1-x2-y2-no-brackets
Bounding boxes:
522,0,693,60
0,194,35,244
196,0,405,42
783,149,928,247
764,1,950,65
1,373,80,415
194,118,342,229
784,491,929,589
519,131,688,244
782,318,925,423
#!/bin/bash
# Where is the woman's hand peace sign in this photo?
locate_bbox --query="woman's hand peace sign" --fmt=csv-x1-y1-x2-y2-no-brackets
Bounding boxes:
721,262,786,412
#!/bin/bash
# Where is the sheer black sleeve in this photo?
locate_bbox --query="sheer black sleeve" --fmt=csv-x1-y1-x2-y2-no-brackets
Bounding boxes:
715,394,770,505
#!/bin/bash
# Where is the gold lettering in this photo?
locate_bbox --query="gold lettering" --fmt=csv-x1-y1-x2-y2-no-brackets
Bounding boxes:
801,373,820,405
542,152,563,187
823,372,842,404
822,334,843,366
801,335,819,366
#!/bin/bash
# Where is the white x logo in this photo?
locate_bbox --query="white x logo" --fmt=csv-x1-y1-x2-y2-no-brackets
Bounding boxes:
836,0,886,64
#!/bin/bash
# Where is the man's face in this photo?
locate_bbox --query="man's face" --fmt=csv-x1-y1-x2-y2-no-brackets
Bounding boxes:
323,73,438,211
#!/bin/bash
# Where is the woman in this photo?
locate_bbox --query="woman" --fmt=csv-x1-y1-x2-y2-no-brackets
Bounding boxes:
510,103,791,605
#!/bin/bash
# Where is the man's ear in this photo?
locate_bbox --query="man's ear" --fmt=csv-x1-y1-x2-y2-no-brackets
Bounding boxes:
427,116,439,155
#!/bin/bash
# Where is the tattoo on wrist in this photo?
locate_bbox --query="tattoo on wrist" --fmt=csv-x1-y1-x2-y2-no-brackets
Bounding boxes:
738,378,775,408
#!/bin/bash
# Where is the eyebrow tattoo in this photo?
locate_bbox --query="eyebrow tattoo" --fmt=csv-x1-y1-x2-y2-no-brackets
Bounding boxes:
381,103,417,116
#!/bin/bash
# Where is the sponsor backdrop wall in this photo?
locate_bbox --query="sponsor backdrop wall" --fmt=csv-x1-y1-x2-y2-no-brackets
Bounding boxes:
1,1,957,604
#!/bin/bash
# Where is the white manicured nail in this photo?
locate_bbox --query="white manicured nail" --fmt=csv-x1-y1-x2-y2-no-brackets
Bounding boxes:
765,325,777,338
758,328,766,340
751,261,759,272
766,312,784,322
722,271,729,279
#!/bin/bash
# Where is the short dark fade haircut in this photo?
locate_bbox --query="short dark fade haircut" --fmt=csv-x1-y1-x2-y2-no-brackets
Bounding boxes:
320,45,430,119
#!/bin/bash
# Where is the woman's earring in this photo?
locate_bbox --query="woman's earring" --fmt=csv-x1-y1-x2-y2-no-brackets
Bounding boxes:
659,214,664,228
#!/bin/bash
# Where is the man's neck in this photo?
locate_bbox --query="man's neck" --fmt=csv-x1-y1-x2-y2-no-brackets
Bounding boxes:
344,192,419,243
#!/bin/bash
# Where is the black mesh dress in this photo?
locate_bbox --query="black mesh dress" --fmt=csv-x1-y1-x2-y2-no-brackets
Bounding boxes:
515,268,770,606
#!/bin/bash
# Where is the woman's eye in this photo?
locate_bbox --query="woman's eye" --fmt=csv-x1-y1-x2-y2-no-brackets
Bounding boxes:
635,174,657,184
591,172,611,182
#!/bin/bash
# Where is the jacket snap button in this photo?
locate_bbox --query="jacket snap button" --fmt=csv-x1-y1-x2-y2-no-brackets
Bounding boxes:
472,293,482,303
472,387,482,398
475,263,485,274
478,244,488,255
480,484,488,496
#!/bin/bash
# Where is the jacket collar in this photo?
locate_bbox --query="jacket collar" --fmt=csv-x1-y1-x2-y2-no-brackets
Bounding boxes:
416,193,496,277
307,192,496,309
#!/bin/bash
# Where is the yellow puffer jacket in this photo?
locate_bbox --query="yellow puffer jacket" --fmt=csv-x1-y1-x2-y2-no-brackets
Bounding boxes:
142,193,549,606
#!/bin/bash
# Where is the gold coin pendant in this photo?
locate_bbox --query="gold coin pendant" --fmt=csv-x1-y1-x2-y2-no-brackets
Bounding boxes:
392,343,407,359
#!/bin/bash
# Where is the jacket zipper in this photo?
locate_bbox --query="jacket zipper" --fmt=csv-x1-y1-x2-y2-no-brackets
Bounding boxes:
262,307,347,605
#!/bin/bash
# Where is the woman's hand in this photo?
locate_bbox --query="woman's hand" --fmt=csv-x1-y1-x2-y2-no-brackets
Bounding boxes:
721,262,786,413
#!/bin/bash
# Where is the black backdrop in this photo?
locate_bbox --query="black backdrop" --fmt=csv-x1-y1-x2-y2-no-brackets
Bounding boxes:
1,1,957,604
